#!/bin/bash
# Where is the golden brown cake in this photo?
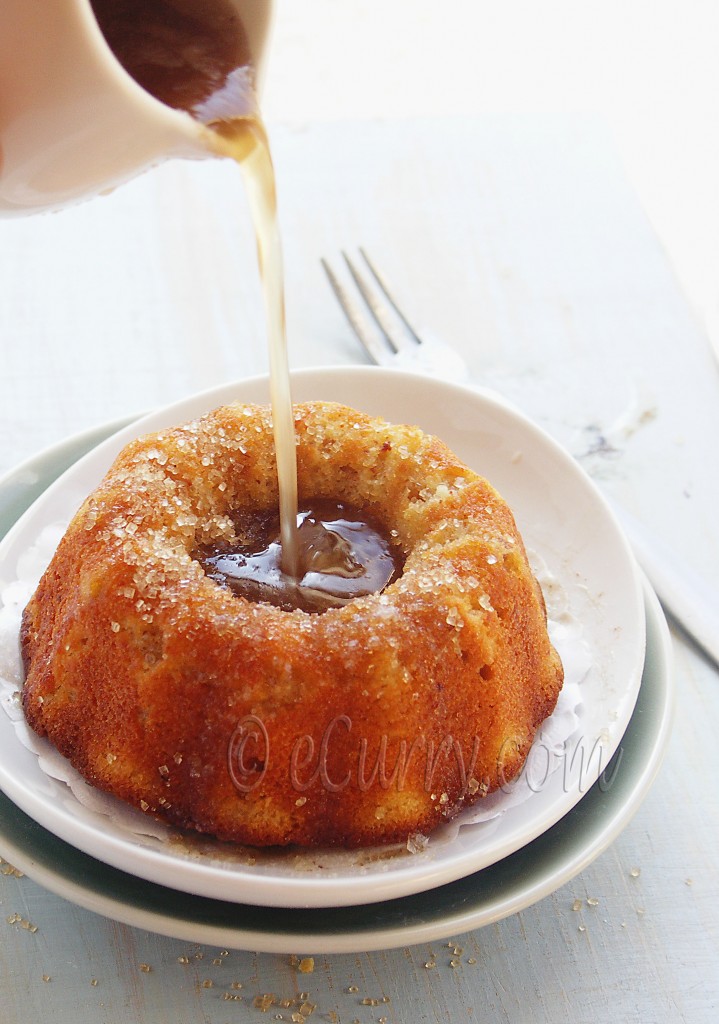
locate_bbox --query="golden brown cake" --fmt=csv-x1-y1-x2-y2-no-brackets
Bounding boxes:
21,402,563,848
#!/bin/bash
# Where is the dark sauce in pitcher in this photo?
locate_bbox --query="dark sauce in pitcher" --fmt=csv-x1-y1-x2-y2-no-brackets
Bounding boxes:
90,0,255,122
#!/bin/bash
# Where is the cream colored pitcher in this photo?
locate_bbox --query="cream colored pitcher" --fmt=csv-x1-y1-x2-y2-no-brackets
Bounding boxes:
0,0,273,215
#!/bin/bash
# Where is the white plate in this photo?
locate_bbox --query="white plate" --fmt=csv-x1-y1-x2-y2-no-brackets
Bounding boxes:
0,367,645,909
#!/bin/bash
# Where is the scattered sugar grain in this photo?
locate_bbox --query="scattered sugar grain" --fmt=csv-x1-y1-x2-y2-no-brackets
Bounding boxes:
406,832,429,854
445,606,463,629
255,993,276,1010
0,861,23,878
7,913,38,933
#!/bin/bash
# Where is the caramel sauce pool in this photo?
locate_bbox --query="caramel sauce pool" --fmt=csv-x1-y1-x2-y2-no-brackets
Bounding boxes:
198,500,403,614
91,0,398,610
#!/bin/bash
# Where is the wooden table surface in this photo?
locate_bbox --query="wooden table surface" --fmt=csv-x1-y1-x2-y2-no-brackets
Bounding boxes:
1,114,718,1022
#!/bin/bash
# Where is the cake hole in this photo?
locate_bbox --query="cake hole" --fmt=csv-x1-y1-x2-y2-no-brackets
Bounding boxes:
194,499,404,614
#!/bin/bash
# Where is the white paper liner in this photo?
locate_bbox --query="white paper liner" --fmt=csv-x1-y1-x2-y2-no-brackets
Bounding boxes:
0,524,590,866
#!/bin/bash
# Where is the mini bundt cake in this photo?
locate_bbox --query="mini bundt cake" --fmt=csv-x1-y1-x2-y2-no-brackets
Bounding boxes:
21,401,563,848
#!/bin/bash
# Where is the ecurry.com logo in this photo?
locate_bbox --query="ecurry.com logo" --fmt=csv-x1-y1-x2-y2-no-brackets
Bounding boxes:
226,714,623,798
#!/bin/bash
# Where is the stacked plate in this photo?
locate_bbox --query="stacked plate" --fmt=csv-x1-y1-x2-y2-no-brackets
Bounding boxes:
0,369,673,953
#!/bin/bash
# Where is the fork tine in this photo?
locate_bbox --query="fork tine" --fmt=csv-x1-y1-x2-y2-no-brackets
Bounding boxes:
342,252,411,354
320,258,388,365
358,248,423,347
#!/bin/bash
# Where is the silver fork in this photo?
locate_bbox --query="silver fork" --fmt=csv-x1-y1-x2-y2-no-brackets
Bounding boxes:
321,249,469,381
321,249,719,669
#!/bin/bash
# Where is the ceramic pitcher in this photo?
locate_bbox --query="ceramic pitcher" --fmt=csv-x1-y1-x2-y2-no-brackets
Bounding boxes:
0,0,273,215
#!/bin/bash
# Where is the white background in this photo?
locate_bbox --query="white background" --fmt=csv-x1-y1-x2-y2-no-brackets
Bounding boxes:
264,0,719,357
